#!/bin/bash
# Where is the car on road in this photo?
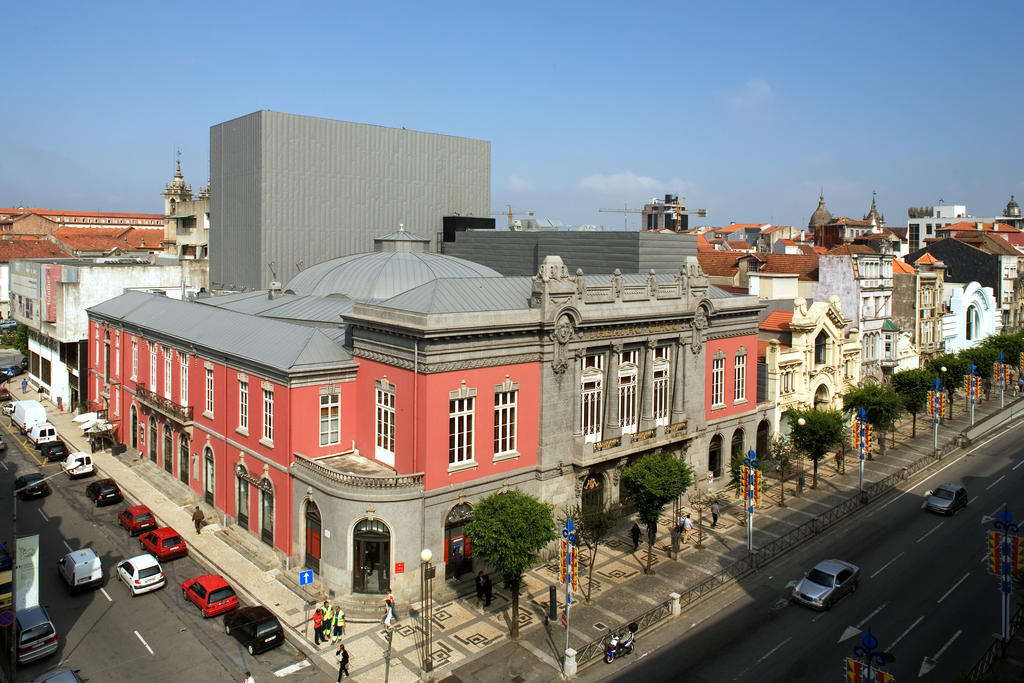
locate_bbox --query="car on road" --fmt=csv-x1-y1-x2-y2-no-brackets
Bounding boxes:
16,605,58,665
57,548,104,593
223,605,285,655
791,559,860,610
1,402,13,416
15,473,52,500
0,387,11,402
85,478,123,506
32,667,84,683
181,574,239,617
61,452,94,478
119,505,158,536
140,527,188,561
0,319,19,334
116,554,166,596
925,484,968,515
40,439,69,463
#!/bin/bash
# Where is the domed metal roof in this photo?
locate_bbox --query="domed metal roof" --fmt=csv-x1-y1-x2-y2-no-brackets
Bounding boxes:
808,190,833,230
1006,194,1021,218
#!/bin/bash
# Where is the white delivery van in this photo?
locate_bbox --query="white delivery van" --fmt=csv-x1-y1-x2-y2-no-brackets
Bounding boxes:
57,548,104,593
28,422,58,448
61,452,94,478
11,400,47,434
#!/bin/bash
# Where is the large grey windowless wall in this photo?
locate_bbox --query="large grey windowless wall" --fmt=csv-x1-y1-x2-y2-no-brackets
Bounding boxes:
210,110,490,291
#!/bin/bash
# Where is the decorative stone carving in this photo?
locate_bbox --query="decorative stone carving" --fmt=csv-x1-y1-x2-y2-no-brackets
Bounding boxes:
551,313,576,374
690,306,708,354
611,269,623,299
647,269,658,297
575,268,586,298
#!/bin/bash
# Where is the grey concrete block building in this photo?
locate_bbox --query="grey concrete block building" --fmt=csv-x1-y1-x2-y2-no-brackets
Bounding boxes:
210,110,490,291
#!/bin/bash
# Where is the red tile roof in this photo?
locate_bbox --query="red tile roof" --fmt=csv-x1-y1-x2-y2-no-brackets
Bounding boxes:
829,217,873,227
54,227,164,252
892,258,914,274
827,244,877,255
697,251,745,276
750,253,821,281
940,221,1019,233
757,338,790,360
760,310,793,332
696,233,714,252
779,238,797,246
0,238,69,262
727,240,751,249
915,252,938,264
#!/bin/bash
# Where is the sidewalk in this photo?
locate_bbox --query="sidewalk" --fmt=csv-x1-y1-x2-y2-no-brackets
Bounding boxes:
34,392,1021,682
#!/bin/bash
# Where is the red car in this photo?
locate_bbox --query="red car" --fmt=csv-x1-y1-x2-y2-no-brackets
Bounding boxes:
181,574,239,617
118,505,157,536
140,527,188,561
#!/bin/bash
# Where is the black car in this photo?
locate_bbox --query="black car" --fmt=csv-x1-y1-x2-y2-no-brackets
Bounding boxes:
223,606,284,655
40,440,69,463
14,473,51,500
85,479,123,506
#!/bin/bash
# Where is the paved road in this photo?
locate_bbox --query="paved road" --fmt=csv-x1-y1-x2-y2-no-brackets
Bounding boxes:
588,422,1024,683
2,422,318,682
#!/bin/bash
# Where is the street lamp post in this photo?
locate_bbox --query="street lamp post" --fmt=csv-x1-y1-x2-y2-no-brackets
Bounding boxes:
930,379,942,452
420,548,434,675
990,509,1021,644
796,417,806,496
940,366,948,422
968,364,978,426
742,449,759,554
853,408,871,493
995,354,1007,409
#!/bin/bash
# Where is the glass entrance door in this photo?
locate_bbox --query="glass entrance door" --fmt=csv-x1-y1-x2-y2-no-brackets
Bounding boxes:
353,520,390,594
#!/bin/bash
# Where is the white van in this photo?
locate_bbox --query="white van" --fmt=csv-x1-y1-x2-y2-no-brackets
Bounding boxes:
11,400,47,434
28,422,58,448
57,548,104,593
61,452,94,478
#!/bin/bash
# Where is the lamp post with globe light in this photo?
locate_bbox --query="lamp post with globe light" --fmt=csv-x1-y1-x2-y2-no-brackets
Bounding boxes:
420,548,435,674
796,417,806,495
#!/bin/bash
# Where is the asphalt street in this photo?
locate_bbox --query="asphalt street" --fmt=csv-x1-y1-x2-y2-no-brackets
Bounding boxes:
588,421,1024,683
1,419,318,682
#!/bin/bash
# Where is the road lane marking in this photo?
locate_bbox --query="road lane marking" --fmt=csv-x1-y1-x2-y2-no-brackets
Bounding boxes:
100,588,112,603
891,615,923,648
38,509,48,522
870,553,904,579
134,630,154,655
937,573,969,603
916,522,943,543
273,660,312,677
857,603,888,628
0,461,6,470
756,636,792,663
986,475,1005,490
62,540,72,552
969,496,979,505
1014,459,1024,470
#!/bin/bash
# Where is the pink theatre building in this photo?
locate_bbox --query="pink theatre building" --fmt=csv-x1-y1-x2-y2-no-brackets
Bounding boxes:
86,230,772,607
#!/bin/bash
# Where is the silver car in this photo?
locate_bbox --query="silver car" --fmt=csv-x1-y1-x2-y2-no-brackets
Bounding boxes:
792,559,860,610
925,484,968,515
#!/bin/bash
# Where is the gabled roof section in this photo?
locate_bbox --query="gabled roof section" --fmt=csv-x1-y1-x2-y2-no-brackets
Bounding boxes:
696,251,745,276
376,276,534,314
828,217,873,227
915,252,938,264
760,310,793,332
881,319,900,332
0,238,69,262
827,244,877,256
749,253,820,281
892,258,914,274
940,221,1018,233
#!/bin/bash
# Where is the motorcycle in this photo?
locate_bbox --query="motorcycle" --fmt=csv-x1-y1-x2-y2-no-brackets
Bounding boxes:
604,622,638,663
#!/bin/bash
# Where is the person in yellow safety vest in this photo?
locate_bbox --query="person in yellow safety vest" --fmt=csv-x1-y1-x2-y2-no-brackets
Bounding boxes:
332,607,345,642
321,601,334,646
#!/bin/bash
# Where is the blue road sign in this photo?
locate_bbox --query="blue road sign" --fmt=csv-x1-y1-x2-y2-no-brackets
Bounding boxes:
4,369,13,378
299,570,313,586
0,610,13,626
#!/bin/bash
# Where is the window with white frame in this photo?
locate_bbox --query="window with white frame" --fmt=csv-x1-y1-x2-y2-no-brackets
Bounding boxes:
262,388,273,442
734,351,747,402
149,345,157,391
618,349,638,434
781,370,793,394
164,348,172,399
115,334,120,378
449,387,475,466
494,379,518,457
205,367,214,415
581,354,604,443
131,339,138,380
711,354,725,407
238,378,248,430
883,333,894,360
374,384,394,457
652,346,670,426
179,352,188,405
322,390,342,447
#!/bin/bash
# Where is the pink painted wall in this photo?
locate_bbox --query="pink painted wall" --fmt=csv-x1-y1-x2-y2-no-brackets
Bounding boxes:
704,332,758,421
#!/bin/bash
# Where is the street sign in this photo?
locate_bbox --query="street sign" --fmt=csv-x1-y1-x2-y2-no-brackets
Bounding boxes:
395,562,405,574
4,369,12,378
560,613,567,630
0,609,13,626
299,570,313,586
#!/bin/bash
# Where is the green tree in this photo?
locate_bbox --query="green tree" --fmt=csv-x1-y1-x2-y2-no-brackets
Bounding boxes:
760,434,801,507
978,330,1024,367
560,503,621,602
788,407,844,489
960,345,999,400
621,451,693,574
464,490,556,639
926,354,968,418
891,368,937,437
842,383,903,456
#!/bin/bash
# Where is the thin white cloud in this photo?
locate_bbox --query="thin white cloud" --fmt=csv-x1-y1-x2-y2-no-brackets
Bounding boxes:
577,170,664,194
506,174,533,191
724,79,773,109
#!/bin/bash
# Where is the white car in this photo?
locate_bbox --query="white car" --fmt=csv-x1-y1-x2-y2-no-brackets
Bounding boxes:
116,554,166,596
61,452,94,478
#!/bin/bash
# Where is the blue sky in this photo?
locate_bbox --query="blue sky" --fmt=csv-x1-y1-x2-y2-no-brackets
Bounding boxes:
3,1,1022,230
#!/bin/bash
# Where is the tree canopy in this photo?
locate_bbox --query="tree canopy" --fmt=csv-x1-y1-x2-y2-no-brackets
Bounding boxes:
842,383,903,455
891,368,937,437
621,451,693,573
788,407,845,488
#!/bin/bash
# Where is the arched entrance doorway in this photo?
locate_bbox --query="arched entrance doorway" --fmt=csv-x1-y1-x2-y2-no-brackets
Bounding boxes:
756,420,770,459
203,447,215,505
353,519,390,594
814,384,830,409
178,435,189,485
581,473,604,511
259,482,274,546
444,503,473,581
708,434,723,476
148,420,157,463
130,406,138,450
163,425,173,473
304,501,322,573
235,467,249,530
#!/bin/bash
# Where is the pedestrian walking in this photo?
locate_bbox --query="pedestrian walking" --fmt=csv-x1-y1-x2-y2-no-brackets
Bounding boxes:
322,601,334,645
336,644,350,681
332,606,345,643
383,588,399,628
313,608,324,645
242,672,255,683
682,513,694,543
711,500,720,528
707,470,715,491
630,522,641,552
21,378,27,394
482,573,493,607
475,570,486,603
192,506,204,534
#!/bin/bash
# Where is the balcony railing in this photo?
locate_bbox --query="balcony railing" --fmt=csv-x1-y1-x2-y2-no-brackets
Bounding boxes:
134,385,193,425
292,452,423,489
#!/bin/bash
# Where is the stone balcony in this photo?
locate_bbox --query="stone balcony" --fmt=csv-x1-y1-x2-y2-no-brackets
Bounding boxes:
134,385,194,425
291,451,424,498
571,421,690,467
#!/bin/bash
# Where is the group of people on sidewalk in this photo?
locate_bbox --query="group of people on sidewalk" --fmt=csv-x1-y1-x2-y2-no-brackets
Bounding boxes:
628,499,723,553
311,600,350,680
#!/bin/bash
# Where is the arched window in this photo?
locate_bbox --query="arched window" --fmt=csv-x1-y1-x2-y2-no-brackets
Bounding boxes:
178,434,189,485
756,420,770,459
163,425,173,473
259,480,274,547
581,473,604,511
966,305,977,340
148,420,157,463
444,504,474,581
731,429,745,465
814,331,828,366
353,519,391,594
305,501,322,573
236,466,250,530
203,447,215,505
708,433,723,476
130,405,138,450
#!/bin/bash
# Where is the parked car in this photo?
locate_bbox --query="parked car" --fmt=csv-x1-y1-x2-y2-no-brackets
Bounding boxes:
15,473,52,500
12,400,47,434
0,319,19,334
16,605,58,665
85,479,123,506
32,667,84,683
28,422,58,449
1,402,13,416
0,387,10,402
223,605,284,655
791,559,860,610
925,484,968,515
56,548,104,594
119,505,157,536
61,452,94,478
116,554,165,597
140,527,188,561
40,439,69,463
181,574,239,617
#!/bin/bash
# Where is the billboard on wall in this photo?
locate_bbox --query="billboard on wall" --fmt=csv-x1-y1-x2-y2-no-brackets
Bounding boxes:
15,534,39,611
44,265,60,322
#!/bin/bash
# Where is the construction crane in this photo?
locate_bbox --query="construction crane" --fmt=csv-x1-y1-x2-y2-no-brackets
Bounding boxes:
599,196,707,231
490,204,534,228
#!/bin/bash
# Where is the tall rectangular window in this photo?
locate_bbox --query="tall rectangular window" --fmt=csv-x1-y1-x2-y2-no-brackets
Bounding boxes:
494,388,517,456
318,392,340,447
164,348,172,399
581,354,603,443
238,379,248,430
149,345,157,391
618,350,638,434
711,356,725,407
734,353,746,402
374,387,393,454
449,397,474,465
131,339,137,380
262,389,273,441
653,346,670,426
205,367,214,415
179,353,188,405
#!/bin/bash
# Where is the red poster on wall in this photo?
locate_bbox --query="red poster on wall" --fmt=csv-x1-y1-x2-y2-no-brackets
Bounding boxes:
394,562,404,574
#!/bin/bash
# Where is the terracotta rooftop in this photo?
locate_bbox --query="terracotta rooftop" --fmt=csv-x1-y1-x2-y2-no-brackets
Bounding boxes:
0,238,69,262
915,252,938,264
727,240,751,249
696,251,745,276
757,338,789,360
939,221,1018,233
759,310,794,332
826,244,877,256
892,258,914,274
750,253,821,281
